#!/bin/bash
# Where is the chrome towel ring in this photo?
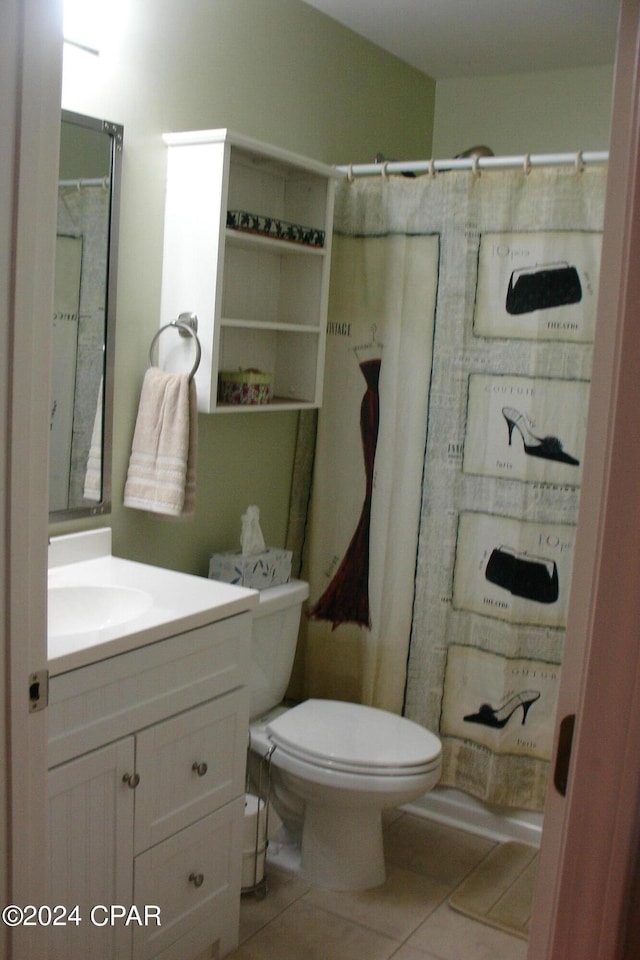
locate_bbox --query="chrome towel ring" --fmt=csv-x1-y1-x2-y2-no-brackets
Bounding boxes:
148,317,201,382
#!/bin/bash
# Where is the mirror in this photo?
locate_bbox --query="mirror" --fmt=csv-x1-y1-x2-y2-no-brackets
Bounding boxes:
49,109,123,521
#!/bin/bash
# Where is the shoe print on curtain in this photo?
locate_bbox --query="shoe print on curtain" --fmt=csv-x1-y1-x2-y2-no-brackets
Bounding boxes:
440,644,559,763
463,690,541,729
463,374,590,485
502,407,579,466
309,355,381,629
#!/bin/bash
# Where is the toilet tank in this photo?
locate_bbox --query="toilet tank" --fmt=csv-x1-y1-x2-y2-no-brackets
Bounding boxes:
249,579,309,720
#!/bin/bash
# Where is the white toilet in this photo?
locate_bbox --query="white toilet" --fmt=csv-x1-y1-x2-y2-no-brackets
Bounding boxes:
248,579,442,890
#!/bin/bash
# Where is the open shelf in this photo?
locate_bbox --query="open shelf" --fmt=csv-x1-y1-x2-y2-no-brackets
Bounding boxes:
160,129,336,412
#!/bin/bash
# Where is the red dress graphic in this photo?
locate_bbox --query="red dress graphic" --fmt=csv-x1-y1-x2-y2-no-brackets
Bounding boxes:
310,357,381,629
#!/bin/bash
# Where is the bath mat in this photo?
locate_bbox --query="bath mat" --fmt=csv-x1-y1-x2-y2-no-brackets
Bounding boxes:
448,841,538,940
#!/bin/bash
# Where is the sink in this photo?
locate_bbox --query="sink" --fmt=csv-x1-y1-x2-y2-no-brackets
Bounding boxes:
48,584,153,637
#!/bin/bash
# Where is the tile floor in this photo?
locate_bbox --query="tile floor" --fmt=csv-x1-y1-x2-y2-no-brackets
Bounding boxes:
227,811,530,960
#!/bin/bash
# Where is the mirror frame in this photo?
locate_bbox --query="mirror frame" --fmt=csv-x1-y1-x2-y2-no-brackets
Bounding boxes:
49,109,123,522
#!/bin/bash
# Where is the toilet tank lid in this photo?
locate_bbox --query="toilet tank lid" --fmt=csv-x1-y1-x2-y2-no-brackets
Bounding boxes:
253,578,309,619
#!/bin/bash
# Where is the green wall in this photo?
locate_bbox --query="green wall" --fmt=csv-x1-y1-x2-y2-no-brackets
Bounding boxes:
58,0,436,574
433,65,613,157
56,0,614,577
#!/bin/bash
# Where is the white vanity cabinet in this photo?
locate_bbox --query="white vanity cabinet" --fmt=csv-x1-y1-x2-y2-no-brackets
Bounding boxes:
47,612,251,960
159,128,337,412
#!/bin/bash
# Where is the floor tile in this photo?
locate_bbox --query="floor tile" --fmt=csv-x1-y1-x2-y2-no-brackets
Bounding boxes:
384,814,496,887
228,814,533,960
303,864,449,941
226,899,398,960
388,945,445,960
404,902,529,960
238,865,310,943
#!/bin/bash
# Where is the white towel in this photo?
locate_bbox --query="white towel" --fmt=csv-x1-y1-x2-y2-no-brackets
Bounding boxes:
124,367,198,518
83,379,103,502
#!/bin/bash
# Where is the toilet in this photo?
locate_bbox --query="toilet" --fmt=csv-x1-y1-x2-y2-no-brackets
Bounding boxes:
248,579,442,890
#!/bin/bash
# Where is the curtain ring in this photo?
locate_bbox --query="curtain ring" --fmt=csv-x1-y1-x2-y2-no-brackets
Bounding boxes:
347,164,354,183
381,161,389,179
523,154,532,176
574,151,584,174
428,158,436,178
471,154,481,178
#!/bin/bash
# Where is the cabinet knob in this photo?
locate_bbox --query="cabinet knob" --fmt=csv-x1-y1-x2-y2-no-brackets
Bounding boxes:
122,772,140,789
189,872,204,888
191,761,208,777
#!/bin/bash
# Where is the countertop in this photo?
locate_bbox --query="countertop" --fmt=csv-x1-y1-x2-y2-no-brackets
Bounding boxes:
48,529,257,676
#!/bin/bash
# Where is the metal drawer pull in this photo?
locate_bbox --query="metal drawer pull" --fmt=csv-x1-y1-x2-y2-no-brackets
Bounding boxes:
189,872,204,888
191,761,208,777
122,772,140,789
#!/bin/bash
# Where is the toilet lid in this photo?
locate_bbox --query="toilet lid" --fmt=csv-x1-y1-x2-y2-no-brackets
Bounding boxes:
267,699,441,775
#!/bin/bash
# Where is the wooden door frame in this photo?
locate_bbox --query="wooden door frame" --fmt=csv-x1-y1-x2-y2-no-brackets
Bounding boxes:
529,0,640,956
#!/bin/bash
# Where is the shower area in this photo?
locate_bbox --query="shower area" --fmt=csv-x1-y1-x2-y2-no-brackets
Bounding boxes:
289,150,607,839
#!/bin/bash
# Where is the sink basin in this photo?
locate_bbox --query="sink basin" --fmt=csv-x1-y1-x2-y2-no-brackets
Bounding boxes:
48,584,153,637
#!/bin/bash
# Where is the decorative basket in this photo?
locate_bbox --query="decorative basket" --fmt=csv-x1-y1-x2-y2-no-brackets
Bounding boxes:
218,368,273,405
226,210,325,248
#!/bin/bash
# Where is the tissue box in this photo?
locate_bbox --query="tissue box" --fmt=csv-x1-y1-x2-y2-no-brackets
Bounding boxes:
209,548,292,589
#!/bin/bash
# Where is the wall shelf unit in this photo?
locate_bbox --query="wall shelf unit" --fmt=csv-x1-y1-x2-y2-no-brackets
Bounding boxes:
159,129,337,413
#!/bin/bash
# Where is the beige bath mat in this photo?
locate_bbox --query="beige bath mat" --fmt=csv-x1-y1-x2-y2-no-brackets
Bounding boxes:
448,841,539,940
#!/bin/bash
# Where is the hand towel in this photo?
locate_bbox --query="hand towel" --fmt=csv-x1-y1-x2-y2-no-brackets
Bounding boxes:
124,367,197,518
83,378,103,502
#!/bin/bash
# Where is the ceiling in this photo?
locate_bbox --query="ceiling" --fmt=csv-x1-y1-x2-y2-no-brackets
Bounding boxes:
300,0,620,79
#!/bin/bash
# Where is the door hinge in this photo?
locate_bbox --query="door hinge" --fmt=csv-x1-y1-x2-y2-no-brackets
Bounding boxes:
29,670,49,712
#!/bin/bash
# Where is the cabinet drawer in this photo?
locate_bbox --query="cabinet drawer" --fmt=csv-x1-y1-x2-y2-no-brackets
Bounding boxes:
133,797,244,960
48,613,250,767
134,689,248,853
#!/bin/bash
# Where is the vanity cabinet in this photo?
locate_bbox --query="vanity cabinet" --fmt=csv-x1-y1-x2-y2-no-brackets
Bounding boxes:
159,128,337,412
47,612,251,960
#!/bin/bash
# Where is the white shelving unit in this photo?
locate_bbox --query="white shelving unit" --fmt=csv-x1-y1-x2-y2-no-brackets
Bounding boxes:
159,129,337,413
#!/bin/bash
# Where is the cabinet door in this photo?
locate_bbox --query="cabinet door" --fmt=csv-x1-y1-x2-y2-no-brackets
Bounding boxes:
133,797,244,960
48,739,135,960
134,689,248,853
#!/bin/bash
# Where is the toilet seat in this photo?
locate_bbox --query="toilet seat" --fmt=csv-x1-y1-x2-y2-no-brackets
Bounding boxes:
267,699,441,777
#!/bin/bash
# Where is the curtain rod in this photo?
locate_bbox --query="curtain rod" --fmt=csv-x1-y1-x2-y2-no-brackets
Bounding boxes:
58,176,110,189
336,150,609,179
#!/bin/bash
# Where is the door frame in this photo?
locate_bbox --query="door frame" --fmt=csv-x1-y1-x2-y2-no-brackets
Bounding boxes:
529,0,640,956
3,0,62,957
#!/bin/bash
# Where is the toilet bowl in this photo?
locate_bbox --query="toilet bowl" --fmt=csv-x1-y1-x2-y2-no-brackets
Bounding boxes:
247,580,442,890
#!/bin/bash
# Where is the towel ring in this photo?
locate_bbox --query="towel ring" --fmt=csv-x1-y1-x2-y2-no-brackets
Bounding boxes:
148,320,202,382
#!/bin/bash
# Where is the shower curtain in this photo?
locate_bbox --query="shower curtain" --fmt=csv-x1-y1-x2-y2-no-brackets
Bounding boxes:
297,176,439,711
53,184,109,507
296,163,606,809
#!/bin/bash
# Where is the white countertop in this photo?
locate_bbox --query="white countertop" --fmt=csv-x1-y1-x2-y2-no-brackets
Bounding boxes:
48,528,257,676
